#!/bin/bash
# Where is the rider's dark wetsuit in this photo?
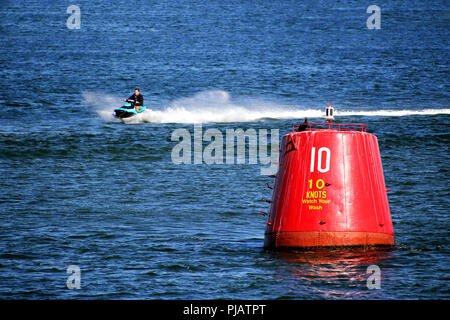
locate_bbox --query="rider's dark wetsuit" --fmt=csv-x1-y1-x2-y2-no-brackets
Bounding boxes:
127,93,144,107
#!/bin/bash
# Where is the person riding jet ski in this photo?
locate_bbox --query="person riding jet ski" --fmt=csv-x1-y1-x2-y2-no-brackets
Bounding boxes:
114,88,147,119
124,88,144,112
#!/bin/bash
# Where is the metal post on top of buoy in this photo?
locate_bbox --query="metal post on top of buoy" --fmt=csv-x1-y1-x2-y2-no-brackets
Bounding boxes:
325,104,335,129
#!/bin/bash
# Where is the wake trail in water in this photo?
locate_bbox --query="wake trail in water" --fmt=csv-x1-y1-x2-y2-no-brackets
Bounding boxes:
82,92,123,122
83,90,450,124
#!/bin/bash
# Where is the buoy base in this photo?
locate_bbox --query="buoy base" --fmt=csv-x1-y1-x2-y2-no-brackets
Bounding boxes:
264,231,394,249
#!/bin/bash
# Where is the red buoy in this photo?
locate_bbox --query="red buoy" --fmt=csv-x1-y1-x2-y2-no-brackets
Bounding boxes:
264,109,394,249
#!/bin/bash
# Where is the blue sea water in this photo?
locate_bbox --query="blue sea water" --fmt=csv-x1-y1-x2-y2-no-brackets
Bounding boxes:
0,0,449,299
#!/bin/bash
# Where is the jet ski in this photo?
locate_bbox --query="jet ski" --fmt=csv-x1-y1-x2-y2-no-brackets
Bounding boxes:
114,100,147,119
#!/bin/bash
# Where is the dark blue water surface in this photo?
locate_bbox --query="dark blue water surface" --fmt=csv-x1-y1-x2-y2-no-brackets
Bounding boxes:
0,0,449,299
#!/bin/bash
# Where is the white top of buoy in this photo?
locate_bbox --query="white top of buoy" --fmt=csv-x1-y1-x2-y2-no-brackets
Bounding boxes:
325,104,335,121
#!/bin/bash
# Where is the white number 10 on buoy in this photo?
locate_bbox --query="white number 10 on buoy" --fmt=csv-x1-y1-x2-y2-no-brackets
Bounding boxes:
310,147,330,173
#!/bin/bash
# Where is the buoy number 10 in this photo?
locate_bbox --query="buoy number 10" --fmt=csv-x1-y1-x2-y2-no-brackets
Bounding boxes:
309,178,325,189
310,147,330,173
